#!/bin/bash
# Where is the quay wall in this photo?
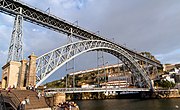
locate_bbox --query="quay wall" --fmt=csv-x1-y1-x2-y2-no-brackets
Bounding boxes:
63,89,180,100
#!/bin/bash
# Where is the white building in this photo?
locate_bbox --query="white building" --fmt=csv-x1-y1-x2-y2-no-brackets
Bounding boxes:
161,74,175,83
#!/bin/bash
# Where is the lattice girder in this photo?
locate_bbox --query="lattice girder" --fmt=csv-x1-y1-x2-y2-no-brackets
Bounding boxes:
36,40,153,90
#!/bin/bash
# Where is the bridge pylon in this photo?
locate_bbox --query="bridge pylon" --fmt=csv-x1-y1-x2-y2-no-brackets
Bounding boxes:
7,7,23,62
2,53,37,89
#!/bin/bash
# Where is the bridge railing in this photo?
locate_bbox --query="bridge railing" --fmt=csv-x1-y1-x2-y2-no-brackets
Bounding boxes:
0,94,7,110
45,87,150,93
1,91,21,109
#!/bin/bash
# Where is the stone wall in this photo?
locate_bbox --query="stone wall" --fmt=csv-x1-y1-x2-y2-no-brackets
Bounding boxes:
2,61,21,88
53,93,66,106
26,53,37,86
153,89,180,98
1,53,37,89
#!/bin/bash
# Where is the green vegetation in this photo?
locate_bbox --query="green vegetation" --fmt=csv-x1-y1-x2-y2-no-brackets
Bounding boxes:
154,80,175,89
45,70,107,88
45,80,66,88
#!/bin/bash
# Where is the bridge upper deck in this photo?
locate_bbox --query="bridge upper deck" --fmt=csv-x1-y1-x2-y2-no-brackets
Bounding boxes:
0,0,162,67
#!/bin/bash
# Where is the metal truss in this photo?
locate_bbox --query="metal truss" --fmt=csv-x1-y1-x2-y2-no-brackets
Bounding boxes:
7,10,23,62
36,40,153,90
0,0,161,67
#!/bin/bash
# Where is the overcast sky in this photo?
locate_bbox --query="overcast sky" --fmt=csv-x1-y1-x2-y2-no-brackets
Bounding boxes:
0,0,180,82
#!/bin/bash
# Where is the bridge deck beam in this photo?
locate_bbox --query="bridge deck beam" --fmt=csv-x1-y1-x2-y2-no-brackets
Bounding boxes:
0,0,162,67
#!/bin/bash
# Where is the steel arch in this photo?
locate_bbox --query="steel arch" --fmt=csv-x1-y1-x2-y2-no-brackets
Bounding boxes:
36,40,153,89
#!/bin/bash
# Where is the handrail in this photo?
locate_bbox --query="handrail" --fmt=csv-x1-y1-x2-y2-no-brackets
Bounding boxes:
4,96,17,110
1,90,21,109
0,94,7,110
10,90,21,107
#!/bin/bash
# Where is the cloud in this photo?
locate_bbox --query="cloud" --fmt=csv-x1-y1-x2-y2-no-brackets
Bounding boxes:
155,49,180,64
0,50,8,67
47,0,89,9
22,22,67,58
0,13,14,25
0,15,12,62
32,28,39,32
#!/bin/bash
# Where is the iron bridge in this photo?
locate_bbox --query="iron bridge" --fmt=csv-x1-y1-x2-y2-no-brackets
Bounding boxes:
0,0,163,91
0,0,162,67
36,40,152,89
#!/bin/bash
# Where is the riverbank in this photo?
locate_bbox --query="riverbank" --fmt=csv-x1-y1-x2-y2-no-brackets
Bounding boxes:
152,89,180,98
65,89,180,100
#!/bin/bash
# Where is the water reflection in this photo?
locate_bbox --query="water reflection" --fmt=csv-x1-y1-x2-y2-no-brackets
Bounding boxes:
75,99,180,110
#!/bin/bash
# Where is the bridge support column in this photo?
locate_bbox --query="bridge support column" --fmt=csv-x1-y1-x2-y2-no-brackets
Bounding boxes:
17,59,28,89
53,93,66,106
7,8,23,62
26,53,37,87
1,61,21,89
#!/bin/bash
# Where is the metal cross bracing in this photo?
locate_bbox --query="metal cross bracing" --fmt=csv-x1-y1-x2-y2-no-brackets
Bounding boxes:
0,0,162,67
36,40,153,90
7,8,23,62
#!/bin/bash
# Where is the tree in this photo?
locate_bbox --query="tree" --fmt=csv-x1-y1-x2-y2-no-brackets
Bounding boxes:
159,80,175,88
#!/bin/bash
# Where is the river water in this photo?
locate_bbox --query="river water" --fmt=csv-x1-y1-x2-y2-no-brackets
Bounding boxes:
74,99,180,110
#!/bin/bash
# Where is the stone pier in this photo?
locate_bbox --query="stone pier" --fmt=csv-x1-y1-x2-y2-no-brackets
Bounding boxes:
2,61,21,88
26,53,37,86
1,53,37,89
17,59,28,89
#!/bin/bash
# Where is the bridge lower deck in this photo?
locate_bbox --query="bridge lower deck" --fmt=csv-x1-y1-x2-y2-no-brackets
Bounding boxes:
45,87,150,94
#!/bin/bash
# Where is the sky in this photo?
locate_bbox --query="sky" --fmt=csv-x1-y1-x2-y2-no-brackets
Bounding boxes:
0,0,180,82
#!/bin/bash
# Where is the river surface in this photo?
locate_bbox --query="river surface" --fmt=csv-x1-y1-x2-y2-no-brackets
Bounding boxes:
74,99,180,110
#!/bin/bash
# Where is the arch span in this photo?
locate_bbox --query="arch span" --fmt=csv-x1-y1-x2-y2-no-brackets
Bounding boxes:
36,40,153,89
